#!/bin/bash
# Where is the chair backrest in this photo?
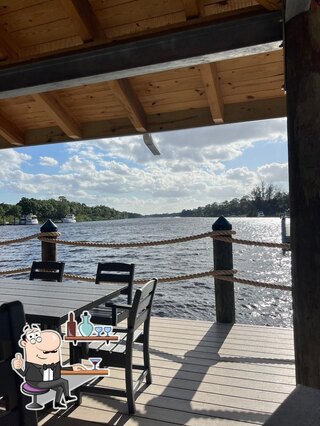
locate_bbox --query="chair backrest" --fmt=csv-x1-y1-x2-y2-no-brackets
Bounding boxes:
128,278,157,331
29,261,65,282
95,262,135,304
0,301,37,426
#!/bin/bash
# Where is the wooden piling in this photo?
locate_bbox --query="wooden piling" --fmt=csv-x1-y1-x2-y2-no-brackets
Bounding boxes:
40,220,58,262
212,216,235,323
285,2,320,388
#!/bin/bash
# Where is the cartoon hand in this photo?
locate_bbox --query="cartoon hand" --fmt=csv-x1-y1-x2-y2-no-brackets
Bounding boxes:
12,353,23,370
72,364,87,371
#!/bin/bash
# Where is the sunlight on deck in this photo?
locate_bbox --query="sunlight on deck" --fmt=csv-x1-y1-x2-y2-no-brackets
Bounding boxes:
39,317,295,425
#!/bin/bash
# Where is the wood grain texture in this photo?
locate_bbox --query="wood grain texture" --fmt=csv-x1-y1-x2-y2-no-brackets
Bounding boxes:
200,62,224,123
32,92,82,138
60,0,107,42
0,110,24,145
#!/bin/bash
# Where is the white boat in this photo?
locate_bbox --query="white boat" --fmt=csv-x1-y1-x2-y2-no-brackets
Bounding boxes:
257,211,265,217
62,213,76,223
20,213,38,225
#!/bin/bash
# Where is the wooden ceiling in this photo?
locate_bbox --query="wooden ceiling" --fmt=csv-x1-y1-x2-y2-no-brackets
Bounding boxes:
0,0,284,149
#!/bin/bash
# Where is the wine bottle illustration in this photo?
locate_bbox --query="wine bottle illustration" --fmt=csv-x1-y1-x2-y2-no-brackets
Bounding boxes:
66,311,77,336
78,311,94,336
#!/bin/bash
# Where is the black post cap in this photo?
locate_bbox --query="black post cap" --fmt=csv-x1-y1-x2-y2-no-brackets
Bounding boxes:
40,219,58,233
212,216,232,231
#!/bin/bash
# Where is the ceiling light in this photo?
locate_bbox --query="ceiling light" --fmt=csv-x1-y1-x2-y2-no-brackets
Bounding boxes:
143,133,160,155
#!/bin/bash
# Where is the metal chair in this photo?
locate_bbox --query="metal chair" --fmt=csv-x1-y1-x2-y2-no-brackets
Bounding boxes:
78,278,157,414
29,261,65,282
90,263,135,326
0,301,37,425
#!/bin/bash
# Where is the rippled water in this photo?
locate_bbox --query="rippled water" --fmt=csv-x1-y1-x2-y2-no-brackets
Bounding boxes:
0,217,292,327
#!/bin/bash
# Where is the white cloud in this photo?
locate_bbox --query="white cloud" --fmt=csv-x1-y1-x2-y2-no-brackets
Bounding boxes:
0,118,288,214
257,162,288,183
39,156,58,166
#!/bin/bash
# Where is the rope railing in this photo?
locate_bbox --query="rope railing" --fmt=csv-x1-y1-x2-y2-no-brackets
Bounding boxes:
212,235,291,250
37,230,234,248
0,232,60,246
0,267,291,292
0,230,291,250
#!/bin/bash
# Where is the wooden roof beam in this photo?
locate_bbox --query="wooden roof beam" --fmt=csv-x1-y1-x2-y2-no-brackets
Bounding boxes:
109,79,147,132
0,12,283,99
0,112,24,146
200,63,224,124
60,0,107,42
32,93,82,139
181,0,200,19
256,0,281,10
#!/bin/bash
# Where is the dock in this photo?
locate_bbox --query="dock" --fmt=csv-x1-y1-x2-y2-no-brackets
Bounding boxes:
39,317,295,425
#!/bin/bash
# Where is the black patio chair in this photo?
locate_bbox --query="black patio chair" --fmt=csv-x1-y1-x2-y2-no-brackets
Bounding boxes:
90,262,135,326
0,301,37,426
78,278,157,414
29,261,65,282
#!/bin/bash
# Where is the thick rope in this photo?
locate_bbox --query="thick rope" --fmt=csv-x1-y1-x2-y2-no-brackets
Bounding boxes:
1,268,291,291
0,230,290,250
64,269,237,284
38,230,235,248
0,232,60,246
218,275,291,291
212,235,291,250
0,267,30,275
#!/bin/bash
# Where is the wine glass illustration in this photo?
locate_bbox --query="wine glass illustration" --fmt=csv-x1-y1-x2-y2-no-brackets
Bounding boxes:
95,326,103,336
104,326,113,336
89,357,102,370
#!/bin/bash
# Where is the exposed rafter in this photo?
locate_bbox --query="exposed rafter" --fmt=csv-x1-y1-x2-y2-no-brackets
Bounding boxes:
0,12,283,99
0,27,20,60
32,93,82,139
181,0,200,18
60,0,107,42
200,63,224,124
256,0,281,10
109,79,147,132
0,112,24,146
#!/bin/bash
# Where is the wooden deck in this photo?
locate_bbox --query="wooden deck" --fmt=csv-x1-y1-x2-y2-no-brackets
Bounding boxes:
39,317,295,426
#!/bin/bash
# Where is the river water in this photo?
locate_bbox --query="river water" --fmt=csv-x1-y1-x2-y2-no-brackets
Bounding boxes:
0,217,292,327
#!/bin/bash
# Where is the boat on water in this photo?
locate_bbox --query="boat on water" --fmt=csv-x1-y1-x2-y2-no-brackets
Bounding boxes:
62,213,76,223
257,211,265,217
20,213,39,225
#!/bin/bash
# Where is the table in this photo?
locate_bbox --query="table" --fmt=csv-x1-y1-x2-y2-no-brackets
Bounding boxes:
0,278,127,328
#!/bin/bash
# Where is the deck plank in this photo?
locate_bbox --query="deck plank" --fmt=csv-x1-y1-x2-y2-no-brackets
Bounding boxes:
39,317,295,425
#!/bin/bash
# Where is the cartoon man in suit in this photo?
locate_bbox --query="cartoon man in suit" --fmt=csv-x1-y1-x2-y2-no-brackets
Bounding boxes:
12,324,86,410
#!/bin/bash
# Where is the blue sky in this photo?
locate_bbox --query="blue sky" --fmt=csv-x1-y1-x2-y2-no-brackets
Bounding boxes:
0,118,288,214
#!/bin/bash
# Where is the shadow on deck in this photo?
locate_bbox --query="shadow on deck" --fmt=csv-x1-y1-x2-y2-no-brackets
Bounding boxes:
40,318,295,426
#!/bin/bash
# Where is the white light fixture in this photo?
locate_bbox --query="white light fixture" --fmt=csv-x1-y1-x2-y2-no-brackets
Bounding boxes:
143,133,160,155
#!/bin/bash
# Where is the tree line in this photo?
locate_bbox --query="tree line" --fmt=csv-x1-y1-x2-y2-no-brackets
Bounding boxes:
179,183,289,217
0,196,141,224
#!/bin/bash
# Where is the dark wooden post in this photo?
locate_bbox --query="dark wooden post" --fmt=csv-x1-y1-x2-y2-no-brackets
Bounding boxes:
40,220,58,262
285,1,320,388
212,216,235,323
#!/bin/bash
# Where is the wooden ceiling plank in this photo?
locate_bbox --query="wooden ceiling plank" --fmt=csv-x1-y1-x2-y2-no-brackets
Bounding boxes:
0,27,20,59
200,63,224,123
60,0,107,42
181,0,200,18
109,79,147,132
23,97,286,147
32,92,82,139
255,0,281,10
0,12,282,99
0,112,24,146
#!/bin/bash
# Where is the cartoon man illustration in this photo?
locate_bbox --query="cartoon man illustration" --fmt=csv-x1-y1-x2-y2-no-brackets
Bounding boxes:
12,324,86,410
